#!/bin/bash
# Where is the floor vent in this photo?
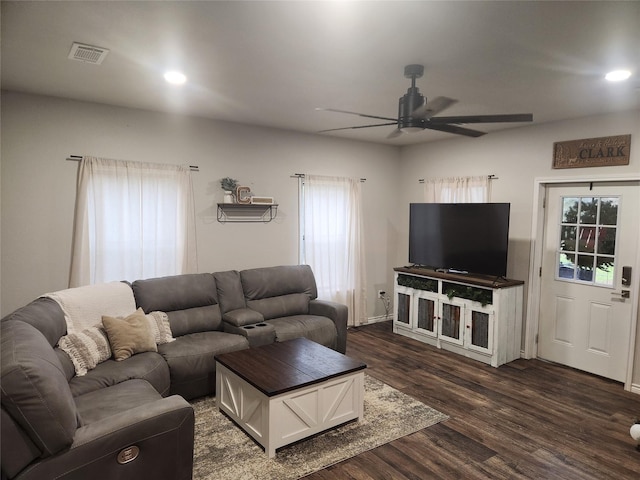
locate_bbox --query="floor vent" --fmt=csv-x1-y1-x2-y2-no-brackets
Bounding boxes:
68,42,109,65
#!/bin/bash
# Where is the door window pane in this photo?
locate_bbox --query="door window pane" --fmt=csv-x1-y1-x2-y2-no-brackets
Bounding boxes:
560,226,576,251
577,255,594,281
597,227,616,255
558,253,576,279
562,198,579,223
578,227,596,253
599,198,618,225
579,198,598,224
556,195,618,287
595,257,615,285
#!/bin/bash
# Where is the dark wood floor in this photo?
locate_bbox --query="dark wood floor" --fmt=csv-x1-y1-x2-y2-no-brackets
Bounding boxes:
307,321,640,479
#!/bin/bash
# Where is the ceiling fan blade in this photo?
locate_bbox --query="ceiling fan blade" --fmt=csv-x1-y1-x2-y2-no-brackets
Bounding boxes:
430,113,533,124
318,122,398,133
412,96,458,119
315,108,397,122
424,122,486,138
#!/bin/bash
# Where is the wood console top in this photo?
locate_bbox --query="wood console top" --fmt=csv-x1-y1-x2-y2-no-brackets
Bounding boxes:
394,266,524,288
215,337,367,397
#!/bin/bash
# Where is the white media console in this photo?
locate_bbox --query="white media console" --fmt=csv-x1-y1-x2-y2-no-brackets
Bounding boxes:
392,267,524,367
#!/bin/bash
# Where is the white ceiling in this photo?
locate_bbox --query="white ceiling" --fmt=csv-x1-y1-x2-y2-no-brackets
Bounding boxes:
2,1,639,146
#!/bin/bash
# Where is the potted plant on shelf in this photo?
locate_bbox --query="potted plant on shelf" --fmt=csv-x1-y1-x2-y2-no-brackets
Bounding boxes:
220,177,238,203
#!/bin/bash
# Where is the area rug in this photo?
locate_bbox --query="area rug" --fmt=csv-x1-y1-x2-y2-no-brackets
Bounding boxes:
191,374,448,480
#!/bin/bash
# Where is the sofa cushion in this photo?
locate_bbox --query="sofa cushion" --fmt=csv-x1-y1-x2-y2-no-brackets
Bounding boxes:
265,315,338,350
133,273,218,313
166,305,223,336
213,270,246,314
69,352,170,398
246,293,310,320
1,321,78,457
58,325,112,376
1,297,67,347
55,347,77,381
74,379,162,425
222,308,264,327
157,331,249,400
1,408,41,480
240,264,318,300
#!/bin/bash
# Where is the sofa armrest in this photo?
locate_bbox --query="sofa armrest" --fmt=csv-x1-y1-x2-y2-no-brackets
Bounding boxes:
223,308,264,327
17,395,194,480
309,299,348,353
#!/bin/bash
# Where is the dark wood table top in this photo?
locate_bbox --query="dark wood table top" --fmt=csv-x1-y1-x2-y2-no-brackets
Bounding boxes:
394,266,525,288
215,338,367,397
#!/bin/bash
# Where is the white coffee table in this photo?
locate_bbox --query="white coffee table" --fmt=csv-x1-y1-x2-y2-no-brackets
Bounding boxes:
215,337,366,457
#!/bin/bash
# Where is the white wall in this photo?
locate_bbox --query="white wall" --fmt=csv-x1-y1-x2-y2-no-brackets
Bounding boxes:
398,110,639,278
398,109,640,383
3,92,639,385
0,92,401,318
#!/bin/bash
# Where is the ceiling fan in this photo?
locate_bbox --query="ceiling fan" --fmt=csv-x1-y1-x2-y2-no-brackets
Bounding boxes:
317,64,533,138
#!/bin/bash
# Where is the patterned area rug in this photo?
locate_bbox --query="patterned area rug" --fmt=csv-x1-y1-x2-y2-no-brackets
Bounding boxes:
191,374,448,479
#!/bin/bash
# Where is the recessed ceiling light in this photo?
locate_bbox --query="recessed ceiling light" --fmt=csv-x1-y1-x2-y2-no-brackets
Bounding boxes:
164,71,187,85
605,70,631,82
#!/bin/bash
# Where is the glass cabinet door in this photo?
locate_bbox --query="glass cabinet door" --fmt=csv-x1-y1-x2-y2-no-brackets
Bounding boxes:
466,309,494,354
439,300,465,345
395,288,412,327
414,292,437,337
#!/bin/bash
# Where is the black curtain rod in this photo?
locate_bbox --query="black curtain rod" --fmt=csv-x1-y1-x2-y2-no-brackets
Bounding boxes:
292,173,366,182
66,155,199,171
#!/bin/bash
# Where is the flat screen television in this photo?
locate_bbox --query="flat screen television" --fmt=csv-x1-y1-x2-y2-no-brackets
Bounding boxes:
409,203,510,277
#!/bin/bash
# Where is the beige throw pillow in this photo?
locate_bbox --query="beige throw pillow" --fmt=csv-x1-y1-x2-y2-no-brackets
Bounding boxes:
102,308,157,361
58,325,112,376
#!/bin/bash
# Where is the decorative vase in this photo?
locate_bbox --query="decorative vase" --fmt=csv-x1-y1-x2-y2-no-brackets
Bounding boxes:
223,191,234,203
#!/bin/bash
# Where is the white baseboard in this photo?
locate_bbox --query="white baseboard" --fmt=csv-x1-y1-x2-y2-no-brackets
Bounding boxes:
364,315,391,324
630,383,640,395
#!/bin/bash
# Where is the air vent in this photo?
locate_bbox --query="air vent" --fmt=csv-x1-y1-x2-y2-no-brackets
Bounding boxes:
68,42,109,65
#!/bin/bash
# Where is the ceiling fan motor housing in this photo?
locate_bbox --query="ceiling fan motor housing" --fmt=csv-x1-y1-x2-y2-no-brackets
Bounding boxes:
398,89,426,130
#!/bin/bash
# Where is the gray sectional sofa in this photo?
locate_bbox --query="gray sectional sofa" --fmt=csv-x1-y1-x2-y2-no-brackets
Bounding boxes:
1,264,348,480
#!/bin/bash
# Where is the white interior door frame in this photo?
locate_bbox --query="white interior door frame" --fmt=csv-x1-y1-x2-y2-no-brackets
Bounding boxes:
525,173,640,391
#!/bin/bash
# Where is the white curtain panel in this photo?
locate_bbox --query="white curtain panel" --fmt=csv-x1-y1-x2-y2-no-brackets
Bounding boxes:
303,174,367,326
70,157,197,287
423,175,491,203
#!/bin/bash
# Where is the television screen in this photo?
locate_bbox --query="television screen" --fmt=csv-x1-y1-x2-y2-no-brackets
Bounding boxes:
409,203,510,277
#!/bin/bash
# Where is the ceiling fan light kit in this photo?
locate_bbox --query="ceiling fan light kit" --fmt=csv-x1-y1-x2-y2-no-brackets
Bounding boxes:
318,64,533,139
164,71,187,85
605,70,631,82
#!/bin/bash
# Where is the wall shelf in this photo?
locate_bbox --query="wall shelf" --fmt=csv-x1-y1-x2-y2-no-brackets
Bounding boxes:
216,203,278,223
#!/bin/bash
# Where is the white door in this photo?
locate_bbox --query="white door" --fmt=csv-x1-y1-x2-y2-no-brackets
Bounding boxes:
538,181,639,382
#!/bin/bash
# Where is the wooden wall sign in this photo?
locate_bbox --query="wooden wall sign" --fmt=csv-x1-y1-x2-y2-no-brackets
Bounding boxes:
552,134,631,169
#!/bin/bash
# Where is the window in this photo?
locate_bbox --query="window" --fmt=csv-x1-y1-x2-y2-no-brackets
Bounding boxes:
299,174,366,326
556,196,619,286
423,175,490,203
70,157,197,286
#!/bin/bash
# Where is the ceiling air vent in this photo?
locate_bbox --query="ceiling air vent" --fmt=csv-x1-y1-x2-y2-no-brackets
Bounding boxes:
68,42,109,65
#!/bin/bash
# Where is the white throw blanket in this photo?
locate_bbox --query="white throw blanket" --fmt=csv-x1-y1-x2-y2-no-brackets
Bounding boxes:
44,281,137,334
